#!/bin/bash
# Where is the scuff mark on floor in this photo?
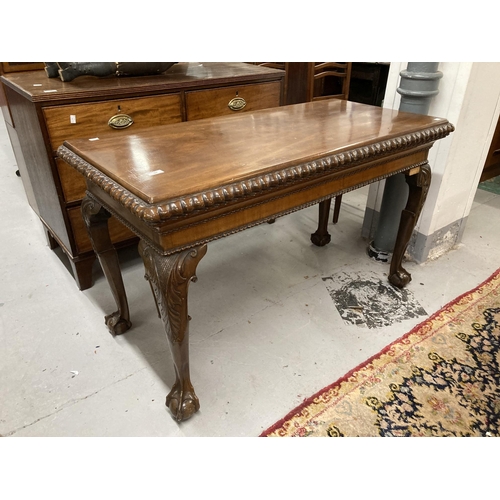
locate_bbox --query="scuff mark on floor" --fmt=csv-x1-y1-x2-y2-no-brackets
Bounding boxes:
3,367,147,436
322,270,427,329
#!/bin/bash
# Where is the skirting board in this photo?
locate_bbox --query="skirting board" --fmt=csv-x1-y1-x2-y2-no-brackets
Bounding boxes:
408,217,468,263
362,207,468,264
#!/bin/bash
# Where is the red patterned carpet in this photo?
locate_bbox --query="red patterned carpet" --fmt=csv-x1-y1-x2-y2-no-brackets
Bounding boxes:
261,268,500,437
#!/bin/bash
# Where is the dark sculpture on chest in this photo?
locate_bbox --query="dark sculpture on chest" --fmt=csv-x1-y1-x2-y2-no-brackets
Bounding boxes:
44,62,176,82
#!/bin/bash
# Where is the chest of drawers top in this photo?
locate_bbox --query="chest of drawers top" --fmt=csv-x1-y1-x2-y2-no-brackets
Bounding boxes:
0,62,284,104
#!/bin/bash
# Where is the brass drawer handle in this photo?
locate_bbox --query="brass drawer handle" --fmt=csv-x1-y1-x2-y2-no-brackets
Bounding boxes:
228,96,246,111
108,113,134,129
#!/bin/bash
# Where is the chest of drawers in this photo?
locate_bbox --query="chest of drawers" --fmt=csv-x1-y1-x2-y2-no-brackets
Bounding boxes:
1,63,284,289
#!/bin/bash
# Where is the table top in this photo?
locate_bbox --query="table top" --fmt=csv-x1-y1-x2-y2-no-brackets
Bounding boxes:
61,100,452,208
0,63,284,103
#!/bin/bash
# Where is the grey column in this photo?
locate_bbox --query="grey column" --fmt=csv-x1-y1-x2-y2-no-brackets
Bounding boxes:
367,62,443,262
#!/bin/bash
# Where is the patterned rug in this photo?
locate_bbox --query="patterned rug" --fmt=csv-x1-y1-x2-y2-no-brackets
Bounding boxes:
261,268,500,437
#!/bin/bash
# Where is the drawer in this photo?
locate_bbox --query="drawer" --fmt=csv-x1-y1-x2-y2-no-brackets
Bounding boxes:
56,158,87,202
186,82,281,121
44,93,182,152
68,206,136,254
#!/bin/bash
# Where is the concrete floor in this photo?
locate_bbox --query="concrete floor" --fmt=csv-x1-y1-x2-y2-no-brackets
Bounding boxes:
1,115,500,438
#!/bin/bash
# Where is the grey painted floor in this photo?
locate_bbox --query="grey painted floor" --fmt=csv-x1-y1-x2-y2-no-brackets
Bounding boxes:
1,115,500,439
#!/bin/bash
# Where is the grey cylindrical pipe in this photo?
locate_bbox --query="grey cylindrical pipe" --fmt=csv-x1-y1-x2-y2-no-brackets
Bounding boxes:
398,62,443,114
367,63,442,262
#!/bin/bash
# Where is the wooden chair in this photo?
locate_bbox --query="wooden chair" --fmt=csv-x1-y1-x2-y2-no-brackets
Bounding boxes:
309,62,352,102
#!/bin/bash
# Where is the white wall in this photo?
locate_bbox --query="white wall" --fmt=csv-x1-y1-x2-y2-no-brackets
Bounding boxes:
364,62,500,261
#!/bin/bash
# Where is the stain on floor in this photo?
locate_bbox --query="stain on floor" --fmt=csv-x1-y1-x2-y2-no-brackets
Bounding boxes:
322,270,427,328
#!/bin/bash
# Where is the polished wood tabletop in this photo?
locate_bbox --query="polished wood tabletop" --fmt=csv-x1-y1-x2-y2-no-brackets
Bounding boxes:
63,99,450,205
58,99,454,422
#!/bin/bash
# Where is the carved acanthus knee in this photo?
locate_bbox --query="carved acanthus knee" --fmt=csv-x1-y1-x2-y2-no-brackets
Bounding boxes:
139,243,207,343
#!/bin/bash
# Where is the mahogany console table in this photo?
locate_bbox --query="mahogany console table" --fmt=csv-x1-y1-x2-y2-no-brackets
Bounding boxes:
57,100,454,422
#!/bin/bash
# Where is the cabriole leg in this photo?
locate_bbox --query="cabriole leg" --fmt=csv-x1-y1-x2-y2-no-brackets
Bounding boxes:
311,198,332,246
139,242,207,422
81,195,132,334
389,164,431,288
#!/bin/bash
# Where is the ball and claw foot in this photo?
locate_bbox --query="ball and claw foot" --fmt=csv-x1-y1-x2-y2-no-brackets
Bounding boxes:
310,232,331,247
166,383,200,422
105,311,132,335
388,269,412,289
